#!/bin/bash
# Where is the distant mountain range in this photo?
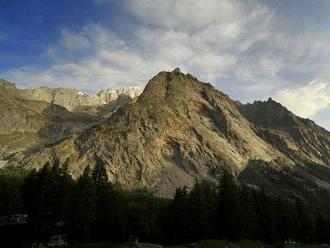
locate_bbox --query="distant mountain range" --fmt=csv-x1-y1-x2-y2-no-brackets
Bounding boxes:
1,69,330,199
0,78,142,160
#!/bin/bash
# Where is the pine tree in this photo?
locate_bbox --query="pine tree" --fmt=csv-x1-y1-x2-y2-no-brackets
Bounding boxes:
69,165,97,242
189,181,216,240
163,186,192,243
22,161,74,243
238,186,258,240
254,190,276,243
295,199,315,242
216,170,240,239
92,156,108,186
316,215,330,243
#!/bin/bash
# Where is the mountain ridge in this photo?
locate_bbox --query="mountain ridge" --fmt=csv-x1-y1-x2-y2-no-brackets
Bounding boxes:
0,78,142,111
5,69,330,198
238,98,330,166
0,78,142,159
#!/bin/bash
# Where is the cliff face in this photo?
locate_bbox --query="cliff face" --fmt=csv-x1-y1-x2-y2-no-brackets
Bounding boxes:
3,70,330,199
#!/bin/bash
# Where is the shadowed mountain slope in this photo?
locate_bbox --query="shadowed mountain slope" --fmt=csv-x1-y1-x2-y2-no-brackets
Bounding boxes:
238,98,330,166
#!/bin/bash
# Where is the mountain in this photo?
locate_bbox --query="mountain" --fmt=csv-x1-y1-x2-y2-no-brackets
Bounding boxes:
0,79,142,111
5,68,330,198
22,86,142,111
238,98,330,166
0,79,142,161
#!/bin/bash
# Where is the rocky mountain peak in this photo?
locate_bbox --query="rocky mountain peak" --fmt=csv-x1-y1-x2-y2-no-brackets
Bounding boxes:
239,98,299,129
138,68,211,103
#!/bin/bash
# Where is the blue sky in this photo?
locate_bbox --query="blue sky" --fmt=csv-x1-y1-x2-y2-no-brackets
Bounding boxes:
1,0,330,130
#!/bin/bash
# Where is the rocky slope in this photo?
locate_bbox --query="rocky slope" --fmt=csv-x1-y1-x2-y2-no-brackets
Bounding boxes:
3,69,330,199
238,98,330,166
0,81,96,159
0,79,142,159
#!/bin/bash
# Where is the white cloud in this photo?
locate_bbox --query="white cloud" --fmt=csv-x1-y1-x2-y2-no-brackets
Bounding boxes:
274,80,330,118
126,0,249,32
3,0,329,129
5,0,274,91
3,0,330,113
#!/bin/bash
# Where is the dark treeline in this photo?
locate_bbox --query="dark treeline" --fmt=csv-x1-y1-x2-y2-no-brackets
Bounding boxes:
1,160,330,246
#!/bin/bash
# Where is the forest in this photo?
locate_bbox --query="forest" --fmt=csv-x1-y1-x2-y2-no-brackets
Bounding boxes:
0,160,330,247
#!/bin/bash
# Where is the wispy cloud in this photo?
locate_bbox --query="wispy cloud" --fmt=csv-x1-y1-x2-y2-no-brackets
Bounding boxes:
4,0,276,90
3,0,330,129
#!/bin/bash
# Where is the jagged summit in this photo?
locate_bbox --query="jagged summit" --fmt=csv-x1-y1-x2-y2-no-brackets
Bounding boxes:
139,68,217,103
240,97,308,129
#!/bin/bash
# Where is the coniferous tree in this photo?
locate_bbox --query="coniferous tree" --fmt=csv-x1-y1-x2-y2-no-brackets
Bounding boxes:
273,197,295,242
92,157,108,186
238,186,258,240
254,190,276,243
295,199,315,242
69,165,97,242
120,190,163,242
0,168,24,215
316,215,330,243
216,170,240,239
189,181,216,240
163,186,192,243
91,156,118,240
4,161,330,245
22,160,74,243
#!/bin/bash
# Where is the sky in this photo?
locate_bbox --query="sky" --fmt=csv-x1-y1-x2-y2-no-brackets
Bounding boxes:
1,0,330,130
